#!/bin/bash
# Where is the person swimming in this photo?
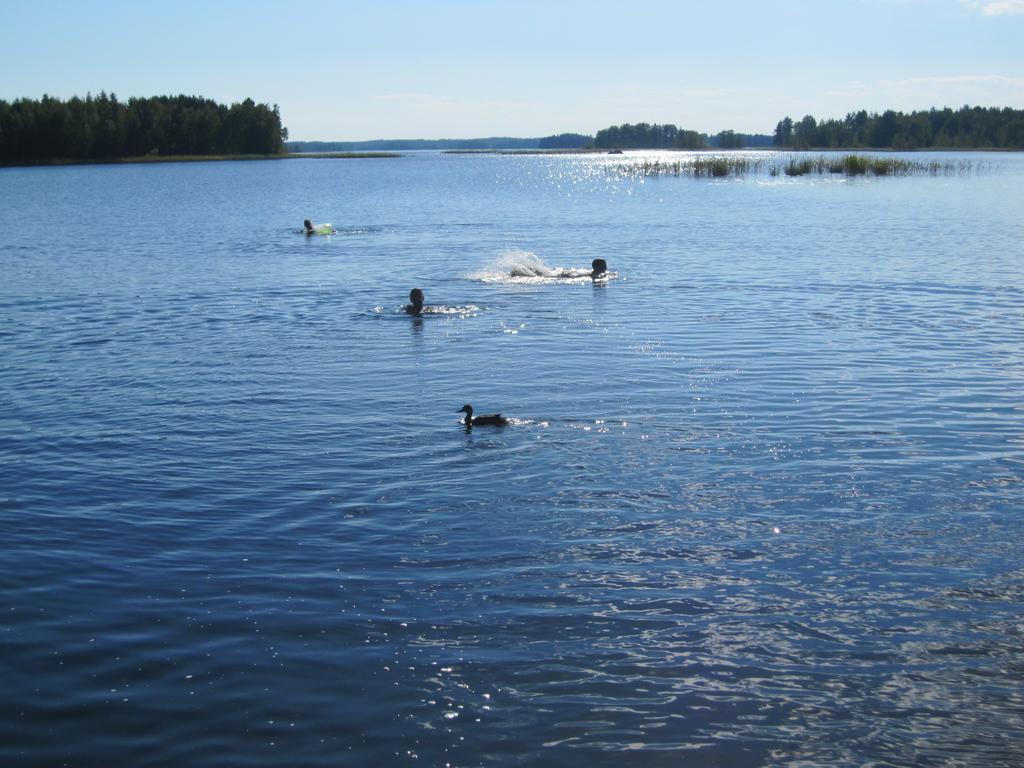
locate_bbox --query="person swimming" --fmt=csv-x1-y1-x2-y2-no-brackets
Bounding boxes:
591,258,608,278
303,219,336,235
458,404,509,427
400,290,479,317
405,288,425,315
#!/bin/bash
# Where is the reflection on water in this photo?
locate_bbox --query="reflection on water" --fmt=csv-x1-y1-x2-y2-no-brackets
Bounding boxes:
1,152,1023,766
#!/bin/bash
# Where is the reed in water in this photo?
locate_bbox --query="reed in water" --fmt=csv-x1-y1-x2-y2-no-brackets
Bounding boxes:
606,154,980,180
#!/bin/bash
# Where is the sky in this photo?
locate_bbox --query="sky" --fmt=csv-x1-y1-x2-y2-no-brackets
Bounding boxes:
1,0,1022,141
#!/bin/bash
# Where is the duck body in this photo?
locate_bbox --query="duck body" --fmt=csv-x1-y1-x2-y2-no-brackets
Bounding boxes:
458,404,509,427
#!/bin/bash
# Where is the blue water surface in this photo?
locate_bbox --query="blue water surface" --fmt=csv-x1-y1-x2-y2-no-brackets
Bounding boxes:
1,151,1023,767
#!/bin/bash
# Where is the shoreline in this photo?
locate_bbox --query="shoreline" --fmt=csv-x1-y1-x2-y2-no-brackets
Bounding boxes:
3,146,1015,168
445,146,1020,156
0,151,402,169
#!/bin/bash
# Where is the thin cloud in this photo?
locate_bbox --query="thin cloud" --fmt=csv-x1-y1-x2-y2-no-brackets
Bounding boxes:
371,92,539,114
600,85,732,107
814,74,1024,121
372,93,433,103
959,0,1024,15
882,74,1024,87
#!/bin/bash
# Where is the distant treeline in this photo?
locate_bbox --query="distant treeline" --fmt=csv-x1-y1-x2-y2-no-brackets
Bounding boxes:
287,133,593,152
773,106,1024,149
0,93,289,163
592,123,773,150
538,133,593,149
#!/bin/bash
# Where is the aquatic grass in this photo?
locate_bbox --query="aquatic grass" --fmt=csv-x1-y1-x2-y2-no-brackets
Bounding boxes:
693,156,755,177
832,155,868,175
607,155,773,179
605,153,978,180
784,158,816,176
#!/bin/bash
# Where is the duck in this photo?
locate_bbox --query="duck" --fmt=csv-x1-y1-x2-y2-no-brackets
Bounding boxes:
458,404,509,427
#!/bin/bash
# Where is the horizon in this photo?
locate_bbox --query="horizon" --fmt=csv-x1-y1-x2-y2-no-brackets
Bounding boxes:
2,0,1023,142
281,104,1011,144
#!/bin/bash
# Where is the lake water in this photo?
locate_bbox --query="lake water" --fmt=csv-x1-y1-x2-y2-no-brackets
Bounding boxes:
2,150,1023,767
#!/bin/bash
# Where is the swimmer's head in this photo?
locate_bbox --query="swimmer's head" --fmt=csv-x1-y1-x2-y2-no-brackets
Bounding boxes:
591,258,608,276
303,219,313,231
406,288,425,314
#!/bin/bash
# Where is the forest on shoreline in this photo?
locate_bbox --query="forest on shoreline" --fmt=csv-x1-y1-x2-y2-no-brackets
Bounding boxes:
772,106,1024,149
591,106,1024,150
592,124,773,150
3,93,1023,166
0,93,288,164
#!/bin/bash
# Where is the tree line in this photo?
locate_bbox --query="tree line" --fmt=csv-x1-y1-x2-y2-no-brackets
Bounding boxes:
773,106,1024,149
593,123,706,149
0,93,289,163
537,133,592,149
590,107,1024,151
592,123,773,150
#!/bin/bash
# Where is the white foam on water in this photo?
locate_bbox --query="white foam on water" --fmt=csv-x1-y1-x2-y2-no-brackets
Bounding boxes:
466,248,596,284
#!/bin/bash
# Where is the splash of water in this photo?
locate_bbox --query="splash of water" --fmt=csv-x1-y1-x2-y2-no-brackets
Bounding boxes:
467,248,594,283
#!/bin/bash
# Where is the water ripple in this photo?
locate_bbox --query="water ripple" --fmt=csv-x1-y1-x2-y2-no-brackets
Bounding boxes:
2,153,1023,766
